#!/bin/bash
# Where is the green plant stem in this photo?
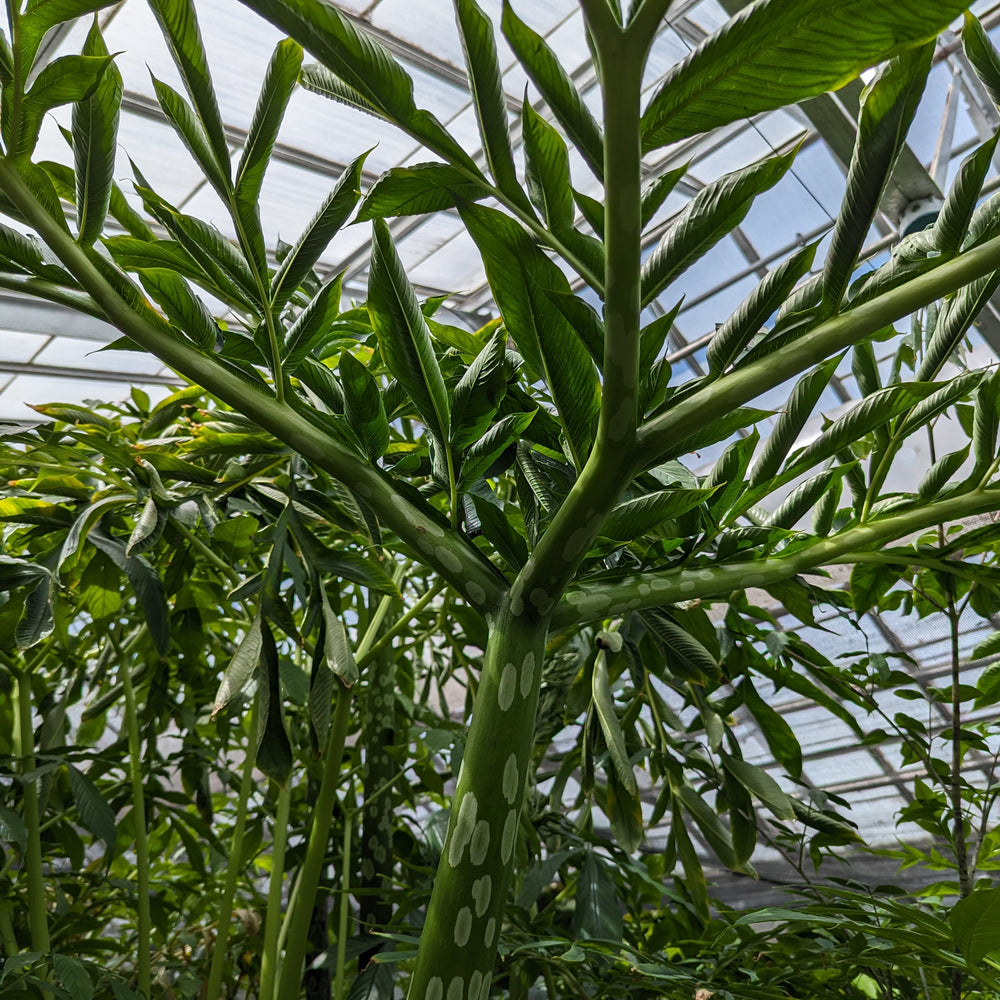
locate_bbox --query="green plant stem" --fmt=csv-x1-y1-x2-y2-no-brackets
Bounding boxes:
204,734,257,1000
259,782,291,1000
275,687,352,1000
333,809,352,1000
0,900,18,955
0,158,505,616
408,599,549,996
13,666,49,954
637,235,1000,463
355,578,445,669
0,273,105,317
118,647,152,997
553,485,1000,628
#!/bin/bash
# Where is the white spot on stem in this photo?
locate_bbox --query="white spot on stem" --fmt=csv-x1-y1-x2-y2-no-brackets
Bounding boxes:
472,874,492,917
470,820,490,865
520,652,535,697
454,906,472,947
501,808,518,864
498,662,516,711
427,977,443,1000
502,754,518,804
448,793,478,867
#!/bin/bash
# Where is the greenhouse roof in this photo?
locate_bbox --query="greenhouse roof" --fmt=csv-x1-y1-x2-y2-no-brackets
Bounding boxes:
4,0,1000,896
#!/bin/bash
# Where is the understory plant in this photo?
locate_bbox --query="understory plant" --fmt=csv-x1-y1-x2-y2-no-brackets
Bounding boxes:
6,0,1000,995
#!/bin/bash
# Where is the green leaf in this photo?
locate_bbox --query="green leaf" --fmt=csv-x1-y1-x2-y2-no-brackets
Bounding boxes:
934,134,1000,256
458,411,534,488
850,561,900,615
19,54,113,159
823,44,933,311
972,367,1000,482
368,220,451,447
460,204,600,470
282,270,343,374
671,799,709,918
73,20,122,246
600,487,715,541
213,614,264,716
916,271,1000,382
356,162,486,220
321,588,358,687
340,350,388,463
742,678,802,779
451,330,508,451
704,432,758,519
148,0,232,185
766,465,850,530
708,243,818,374
640,0,970,151
592,651,638,796
677,783,735,869
785,382,939,480
67,764,117,855
522,98,573,234
974,631,1000,661
256,620,293,785
270,152,366,309
721,752,795,821
640,609,718,683
573,852,623,942
125,496,160,557
455,0,527,209
59,492,133,567
964,13,1000,110
345,961,395,1000
641,147,797,307
467,491,528,570
52,954,93,1000
0,804,27,851
641,164,688,230
237,38,302,209
137,267,220,350
895,369,985,439
0,222,72,281
87,528,171,655
241,0,477,170
18,0,117,71
918,446,969,500
501,0,604,180
151,75,231,200
606,769,644,854
951,887,1000,966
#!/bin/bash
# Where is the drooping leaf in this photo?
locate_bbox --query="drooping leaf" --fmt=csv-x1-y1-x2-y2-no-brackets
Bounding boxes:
606,768,644,854
255,619,293,785
356,162,486,220
823,44,933,312
641,147,797,307
964,13,1000,111
721,752,795,821
460,204,600,469
73,20,122,246
501,0,604,180
971,366,1000,482
458,411,534,488
591,651,638,796
742,678,802,779
640,0,971,151
641,164,688,230
640,609,718,683
320,588,358,687
67,764,117,855
573,852,623,942
340,350,389,463
213,614,264,716
52,953,93,1000
677,783,736,869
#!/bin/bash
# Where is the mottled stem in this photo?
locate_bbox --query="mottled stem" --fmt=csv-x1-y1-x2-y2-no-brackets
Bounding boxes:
407,601,548,998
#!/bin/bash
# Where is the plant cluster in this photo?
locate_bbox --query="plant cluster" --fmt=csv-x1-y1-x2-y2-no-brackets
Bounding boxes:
3,0,1000,997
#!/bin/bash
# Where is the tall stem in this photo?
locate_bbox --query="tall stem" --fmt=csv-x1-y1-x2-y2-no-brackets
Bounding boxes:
333,809,353,1000
13,666,49,954
407,600,549,997
119,649,152,996
259,783,291,1000
204,732,256,1000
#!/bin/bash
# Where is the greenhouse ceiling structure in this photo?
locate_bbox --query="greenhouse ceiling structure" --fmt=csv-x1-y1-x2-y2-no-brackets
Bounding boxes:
5,0,1000,906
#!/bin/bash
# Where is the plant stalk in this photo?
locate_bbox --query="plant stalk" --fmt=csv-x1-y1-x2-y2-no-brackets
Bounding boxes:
119,649,152,997
259,782,291,1000
13,666,49,954
333,809,352,1000
204,731,257,1000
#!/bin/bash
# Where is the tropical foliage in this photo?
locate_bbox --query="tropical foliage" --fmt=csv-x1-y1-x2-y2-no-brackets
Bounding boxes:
4,0,1000,996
